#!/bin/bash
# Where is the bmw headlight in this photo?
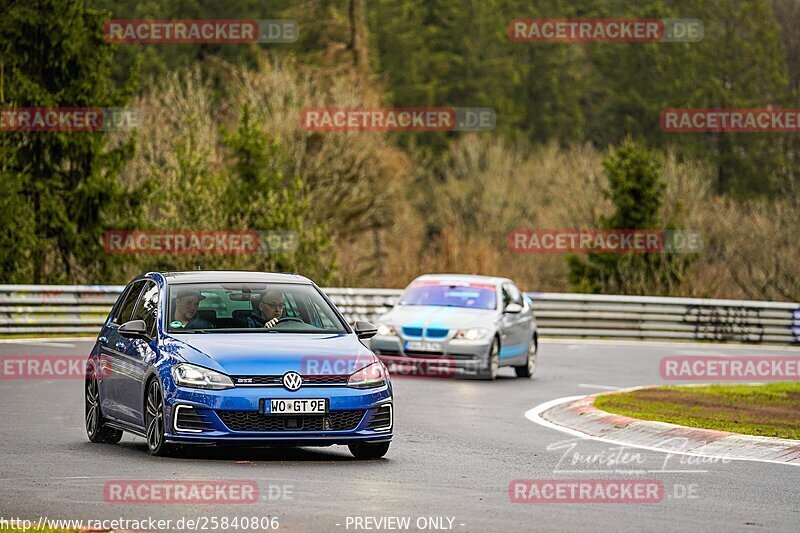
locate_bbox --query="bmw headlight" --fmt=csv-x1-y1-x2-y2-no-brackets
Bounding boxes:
376,323,398,336
454,328,491,341
172,363,234,390
347,362,387,389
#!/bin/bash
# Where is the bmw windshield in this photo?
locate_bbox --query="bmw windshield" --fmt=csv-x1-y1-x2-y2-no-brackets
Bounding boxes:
398,281,497,310
166,282,349,334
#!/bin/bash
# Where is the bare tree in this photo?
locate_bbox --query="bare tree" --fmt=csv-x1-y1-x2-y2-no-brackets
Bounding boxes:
348,0,369,80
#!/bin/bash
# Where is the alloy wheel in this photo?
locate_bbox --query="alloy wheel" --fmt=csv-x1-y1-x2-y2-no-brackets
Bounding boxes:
85,377,100,438
146,380,165,452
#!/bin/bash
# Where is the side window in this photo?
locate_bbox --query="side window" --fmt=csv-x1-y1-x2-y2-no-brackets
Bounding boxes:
133,282,159,337
501,286,512,308
113,281,145,325
506,283,524,306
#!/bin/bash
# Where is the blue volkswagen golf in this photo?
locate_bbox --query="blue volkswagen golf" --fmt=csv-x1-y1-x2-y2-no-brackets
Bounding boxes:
85,271,393,458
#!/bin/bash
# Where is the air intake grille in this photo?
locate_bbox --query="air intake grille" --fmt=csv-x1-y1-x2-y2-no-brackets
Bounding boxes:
217,410,366,432
174,405,214,432
402,326,423,337
365,405,392,431
425,328,449,338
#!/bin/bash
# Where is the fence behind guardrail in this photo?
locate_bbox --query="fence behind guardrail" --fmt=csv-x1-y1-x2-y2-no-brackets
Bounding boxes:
1,285,798,345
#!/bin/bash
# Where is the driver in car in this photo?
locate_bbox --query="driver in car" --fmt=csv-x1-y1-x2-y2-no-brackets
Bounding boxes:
171,289,213,329
247,289,285,328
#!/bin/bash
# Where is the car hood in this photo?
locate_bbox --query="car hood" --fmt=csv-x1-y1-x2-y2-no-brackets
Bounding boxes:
378,305,499,331
161,333,376,376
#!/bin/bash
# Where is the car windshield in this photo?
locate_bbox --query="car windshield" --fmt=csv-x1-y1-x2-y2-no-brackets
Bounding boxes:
399,281,497,310
166,282,348,334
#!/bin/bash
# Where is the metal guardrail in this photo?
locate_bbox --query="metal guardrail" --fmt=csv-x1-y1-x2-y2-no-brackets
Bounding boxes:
1,285,798,345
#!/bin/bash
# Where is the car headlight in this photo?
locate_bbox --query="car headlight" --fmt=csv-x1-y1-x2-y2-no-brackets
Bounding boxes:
455,328,491,340
376,323,397,336
347,361,387,389
172,363,234,390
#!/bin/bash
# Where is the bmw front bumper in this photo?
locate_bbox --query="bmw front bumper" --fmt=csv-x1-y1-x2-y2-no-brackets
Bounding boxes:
370,335,493,376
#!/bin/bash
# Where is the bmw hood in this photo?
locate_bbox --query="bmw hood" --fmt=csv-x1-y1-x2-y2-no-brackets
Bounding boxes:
378,305,498,333
162,333,377,376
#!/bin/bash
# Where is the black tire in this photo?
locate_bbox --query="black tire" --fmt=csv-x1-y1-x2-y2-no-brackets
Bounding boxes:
85,375,123,444
144,378,171,456
348,441,391,459
478,338,500,380
514,335,538,378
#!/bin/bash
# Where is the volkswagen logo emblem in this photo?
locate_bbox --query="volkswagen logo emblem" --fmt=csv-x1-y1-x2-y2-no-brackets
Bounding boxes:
282,372,303,391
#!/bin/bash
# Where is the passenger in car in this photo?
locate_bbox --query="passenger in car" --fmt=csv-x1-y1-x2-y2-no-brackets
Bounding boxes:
171,289,213,329
247,289,285,328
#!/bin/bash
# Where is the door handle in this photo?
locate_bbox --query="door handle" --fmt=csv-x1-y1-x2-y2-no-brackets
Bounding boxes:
115,341,126,351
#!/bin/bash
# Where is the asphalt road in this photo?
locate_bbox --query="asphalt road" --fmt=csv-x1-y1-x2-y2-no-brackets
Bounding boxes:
0,339,798,532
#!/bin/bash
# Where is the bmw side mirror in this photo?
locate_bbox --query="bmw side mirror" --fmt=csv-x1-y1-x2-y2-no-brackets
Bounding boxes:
119,319,150,340
504,303,523,314
354,320,378,339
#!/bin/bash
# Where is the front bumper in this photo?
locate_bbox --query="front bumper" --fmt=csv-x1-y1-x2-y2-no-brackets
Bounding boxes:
370,335,492,376
163,383,393,445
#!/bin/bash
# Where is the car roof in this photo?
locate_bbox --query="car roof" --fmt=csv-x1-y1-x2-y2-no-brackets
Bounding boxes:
410,273,513,286
158,270,312,285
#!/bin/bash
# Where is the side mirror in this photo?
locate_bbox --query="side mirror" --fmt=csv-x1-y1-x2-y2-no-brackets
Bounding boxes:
119,319,150,340
504,303,523,314
354,320,378,339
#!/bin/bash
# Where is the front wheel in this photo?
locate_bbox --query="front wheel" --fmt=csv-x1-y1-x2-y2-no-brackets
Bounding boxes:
514,335,538,378
85,376,123,444
144,379,171,456
348,441,390,459
478,338,500,380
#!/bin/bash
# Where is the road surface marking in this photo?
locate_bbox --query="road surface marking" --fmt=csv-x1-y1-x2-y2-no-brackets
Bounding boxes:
525,394,800,468
577,384,621,390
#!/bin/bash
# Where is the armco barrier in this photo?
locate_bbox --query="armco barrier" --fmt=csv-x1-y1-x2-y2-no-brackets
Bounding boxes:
0,285,798,345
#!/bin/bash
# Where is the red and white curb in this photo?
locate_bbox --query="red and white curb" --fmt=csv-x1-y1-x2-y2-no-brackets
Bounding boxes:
525,388,800,467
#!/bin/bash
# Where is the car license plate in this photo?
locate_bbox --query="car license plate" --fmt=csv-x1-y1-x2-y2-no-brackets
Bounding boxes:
264,399,327,414
405,341,443,352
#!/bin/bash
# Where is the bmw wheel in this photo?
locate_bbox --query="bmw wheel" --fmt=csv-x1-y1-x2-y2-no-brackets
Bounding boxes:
514,334,538,378
479,338,500,380
145,379,170,456
85,374,123,444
